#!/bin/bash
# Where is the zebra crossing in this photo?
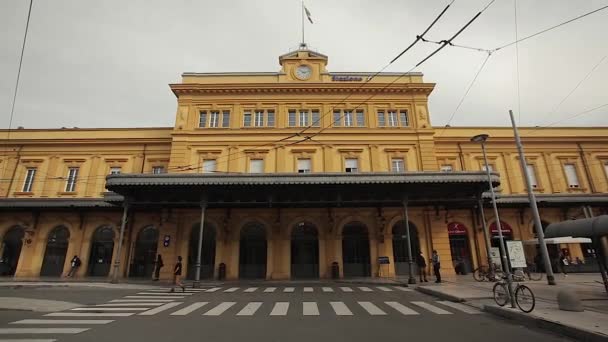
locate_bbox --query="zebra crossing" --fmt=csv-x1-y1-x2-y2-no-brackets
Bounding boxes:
141,285,414,293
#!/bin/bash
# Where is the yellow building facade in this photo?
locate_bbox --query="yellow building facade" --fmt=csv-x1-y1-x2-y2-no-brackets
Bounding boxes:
1,48,607,281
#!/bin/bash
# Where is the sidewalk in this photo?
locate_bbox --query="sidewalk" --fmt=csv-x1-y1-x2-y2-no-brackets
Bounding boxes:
0,276,221,289
417,273,608,341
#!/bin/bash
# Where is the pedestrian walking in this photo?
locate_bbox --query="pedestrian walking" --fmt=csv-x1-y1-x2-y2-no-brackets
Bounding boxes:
170,256,185,293
153,254,164,281
431,250,441,283
66,255,81,278
416,251,428,282
558,251,568,276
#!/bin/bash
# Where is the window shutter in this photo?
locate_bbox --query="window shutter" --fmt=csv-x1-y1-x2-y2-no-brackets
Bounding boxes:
250,159,264,173
564,164,579,187
202,160,217,173
526,164,538,188
297,159,311,173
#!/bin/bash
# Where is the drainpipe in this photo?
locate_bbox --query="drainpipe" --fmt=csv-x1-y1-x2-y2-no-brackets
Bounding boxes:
577,143,596,193
457,142,465,170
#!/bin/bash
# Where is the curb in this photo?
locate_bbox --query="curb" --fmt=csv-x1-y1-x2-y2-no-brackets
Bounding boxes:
483,305,608,342
416,286,466,302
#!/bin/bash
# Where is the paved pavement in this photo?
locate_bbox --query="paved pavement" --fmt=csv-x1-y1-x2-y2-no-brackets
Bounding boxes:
0,284,574,342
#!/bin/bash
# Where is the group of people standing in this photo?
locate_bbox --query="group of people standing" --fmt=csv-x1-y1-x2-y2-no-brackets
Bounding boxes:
415,250,442,283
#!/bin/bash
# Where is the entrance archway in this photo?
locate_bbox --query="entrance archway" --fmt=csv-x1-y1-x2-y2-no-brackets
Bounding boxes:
239,223,267,279
188,223,216,280
490,221,513,248
87,226,115,277
40,226,70,277
291,222,319,279
392,221,420,276
447,222,473,274
342,222,370,277
1,226,25,276
129,226,158,278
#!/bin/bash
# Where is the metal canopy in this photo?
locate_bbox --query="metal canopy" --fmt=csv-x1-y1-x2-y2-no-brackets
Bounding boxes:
104,172,499,208
545,215,608,238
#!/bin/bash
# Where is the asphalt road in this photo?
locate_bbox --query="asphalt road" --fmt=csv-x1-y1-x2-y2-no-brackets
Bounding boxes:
0,283,574,342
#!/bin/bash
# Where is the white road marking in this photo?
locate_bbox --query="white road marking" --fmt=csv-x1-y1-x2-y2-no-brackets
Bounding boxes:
384,302,419,315
203,302,236,316
436,301,481,314
138,302,183,316
330,302,353,316
303,302,319,316
0,328,88,334
156,288,206,291
340,287,353,292
11,319,113,325
244,287,258,293
269,302,289,316
377,286,393,292
263,287,276,293
124,296,184,299
358,302,387,315
411,301,452,315
136,292,193,296
170,302,209,316
236,302,263,316
205,287,222,292
394,286,413,292
224,287,239,292
110,299,174,303
70,307,148,311
283,287,295,293
45,313,133,317
322,287,334,292
303,287,314,292
358,287,373,292
0,339,57,342
96,303,164,307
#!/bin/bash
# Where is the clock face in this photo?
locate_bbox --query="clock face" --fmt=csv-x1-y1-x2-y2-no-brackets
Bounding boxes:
296,65,312,80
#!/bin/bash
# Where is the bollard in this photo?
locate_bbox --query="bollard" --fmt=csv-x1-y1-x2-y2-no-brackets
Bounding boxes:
331,262,339,279
557,289,584,312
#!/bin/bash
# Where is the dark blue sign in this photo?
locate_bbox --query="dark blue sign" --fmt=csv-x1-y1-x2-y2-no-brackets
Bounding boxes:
378,256,390,264
163,235,171,247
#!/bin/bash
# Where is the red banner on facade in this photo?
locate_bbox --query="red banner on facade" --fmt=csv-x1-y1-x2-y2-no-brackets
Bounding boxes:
447,222,467,235
489,221,512,234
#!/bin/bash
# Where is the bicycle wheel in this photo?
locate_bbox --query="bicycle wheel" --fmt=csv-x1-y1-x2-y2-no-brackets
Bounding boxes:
493,282,509,306
473,267,486,282
515,285,536,313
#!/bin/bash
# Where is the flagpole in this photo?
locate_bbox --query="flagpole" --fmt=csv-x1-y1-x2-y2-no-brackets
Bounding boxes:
301,0,305,47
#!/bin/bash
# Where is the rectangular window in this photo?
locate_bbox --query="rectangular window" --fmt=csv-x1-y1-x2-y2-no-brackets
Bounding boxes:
297,158,312,173
311,110,320,127
388,111,398,127
199,111,207,128
249,159,264,173
243,111,252,127
288,110,297,127
65,167,79,192
526,164,538,188
377,111,386,127
202,160,217,173
356,110,365,127
345,158,358,173
22,168,36,192
152,166,165,174
109,167,121,175
209,111,220,128
399,110,409,126
482,164,494,172
564,164,580,188
391,158,405,172
222,111,230,128
344,110,353,127
299,110,309,127
267,110,275,127
254,110,264,127
333,111,342,127
440,164,453,172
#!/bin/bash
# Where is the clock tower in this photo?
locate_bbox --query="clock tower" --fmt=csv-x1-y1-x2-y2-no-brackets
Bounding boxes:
278,44,328,82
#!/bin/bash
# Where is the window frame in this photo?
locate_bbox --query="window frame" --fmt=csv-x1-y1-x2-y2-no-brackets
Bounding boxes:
209,111,220,128
391,158,405,173
221,110,230,128
356,110,365,127
249,159,264,173
377,110,386,127
109,167,121,175
563,163,580,188
22,168,36,192
243,111,252,127
199,110,207,128
526,164,539,189
387,111,398,127
202,159,217,173
288,110,297,127
297,158,312,173
65,167,79,192
152,166,165,174
344,158,359,173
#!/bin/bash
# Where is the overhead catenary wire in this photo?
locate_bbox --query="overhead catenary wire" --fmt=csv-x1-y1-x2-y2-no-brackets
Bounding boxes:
513,0,521,124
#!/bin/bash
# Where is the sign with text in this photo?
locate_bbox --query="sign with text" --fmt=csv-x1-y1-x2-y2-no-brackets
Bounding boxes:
378,256,390,264
163,235,171,247
490,247,501,267
506,240,527,268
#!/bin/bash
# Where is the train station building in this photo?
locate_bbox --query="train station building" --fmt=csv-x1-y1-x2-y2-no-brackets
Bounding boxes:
1,47,607,281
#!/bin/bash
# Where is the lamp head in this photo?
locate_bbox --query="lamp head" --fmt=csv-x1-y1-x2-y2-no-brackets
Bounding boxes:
470,134,489,143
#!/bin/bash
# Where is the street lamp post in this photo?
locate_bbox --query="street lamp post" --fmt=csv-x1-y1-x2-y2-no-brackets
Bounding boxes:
471,134,516,308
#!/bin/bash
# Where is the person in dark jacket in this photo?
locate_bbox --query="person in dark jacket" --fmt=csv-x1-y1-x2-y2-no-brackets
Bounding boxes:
66,256,81,278
170,256,185,293
153,254,164,281
416,251,428,282
432,250,441,283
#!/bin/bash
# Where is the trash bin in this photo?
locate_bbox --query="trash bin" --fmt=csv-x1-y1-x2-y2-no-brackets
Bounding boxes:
218,263,226,280
331,262,339,279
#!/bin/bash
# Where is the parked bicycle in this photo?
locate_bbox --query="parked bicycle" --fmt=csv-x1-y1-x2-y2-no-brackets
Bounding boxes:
473,264,503,282
512,264,543,281
493,274,536,313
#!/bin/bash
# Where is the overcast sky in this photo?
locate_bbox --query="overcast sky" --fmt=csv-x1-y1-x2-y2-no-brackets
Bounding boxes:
1,0,607,129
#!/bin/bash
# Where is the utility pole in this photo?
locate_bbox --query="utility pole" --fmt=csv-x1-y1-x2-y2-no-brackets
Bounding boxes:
508,110,556,285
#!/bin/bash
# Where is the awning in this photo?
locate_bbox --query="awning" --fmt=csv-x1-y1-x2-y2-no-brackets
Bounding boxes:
523,237,593,245
545,216,608,238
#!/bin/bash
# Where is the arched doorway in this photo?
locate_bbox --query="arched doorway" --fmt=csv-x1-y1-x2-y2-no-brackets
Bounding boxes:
392,221,420,276
239,223,267,279
489,221,513,248
129,226,158,278
40,226,70,277
1,226,25,276
188,223,216,280
447,222,473,274
342,222,370,277
291,222,319,279
87,226,115,277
